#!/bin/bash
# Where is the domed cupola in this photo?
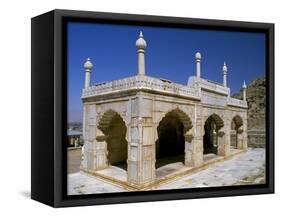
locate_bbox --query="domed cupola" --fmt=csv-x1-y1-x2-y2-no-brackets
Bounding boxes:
84,58,93,70
136,31,147,51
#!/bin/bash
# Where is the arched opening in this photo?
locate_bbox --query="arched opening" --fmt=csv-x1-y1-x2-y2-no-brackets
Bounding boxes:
98,110,128,170
231,115,243,149
156,109,192,169
203,114,224,155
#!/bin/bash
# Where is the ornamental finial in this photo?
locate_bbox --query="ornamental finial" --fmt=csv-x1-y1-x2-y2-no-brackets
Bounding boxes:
195,52,201,61
84,57,93,70
136,31,147,50
223,61,227,73
243,80,247,88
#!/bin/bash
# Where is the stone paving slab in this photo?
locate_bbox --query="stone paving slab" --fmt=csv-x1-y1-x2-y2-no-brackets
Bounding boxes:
67,172,126,195
156,162,186,178
68,148,265,195
95,166,127,182
155,148,265,190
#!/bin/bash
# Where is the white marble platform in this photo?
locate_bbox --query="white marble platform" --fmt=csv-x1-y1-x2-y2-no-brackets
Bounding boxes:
68,148,265,195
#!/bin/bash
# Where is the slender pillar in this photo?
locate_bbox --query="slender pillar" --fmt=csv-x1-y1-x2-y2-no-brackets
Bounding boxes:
242,116,248,150
223,62,227,87
237,129,244,149
195,52,201,78
84,58,93,89
184,133,194,166
81,103,108,172
217,131,225,156
189,105,204,167
136,31,147,75
127,96,155,185
217,128,231,156
242,80,247,101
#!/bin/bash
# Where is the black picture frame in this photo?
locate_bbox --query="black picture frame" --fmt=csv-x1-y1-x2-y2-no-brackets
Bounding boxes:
31,9,274,207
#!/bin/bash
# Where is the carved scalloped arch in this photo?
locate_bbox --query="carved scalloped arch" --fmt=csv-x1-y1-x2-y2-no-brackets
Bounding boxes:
97,109,126,135
232,114,243,129
158,108,193,133
204,113,224,130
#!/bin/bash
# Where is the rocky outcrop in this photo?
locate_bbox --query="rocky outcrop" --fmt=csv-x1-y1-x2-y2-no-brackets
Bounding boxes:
233,76,266,130
232,76,266,148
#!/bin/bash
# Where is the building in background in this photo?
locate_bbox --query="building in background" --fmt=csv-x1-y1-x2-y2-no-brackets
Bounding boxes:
67,130,83,147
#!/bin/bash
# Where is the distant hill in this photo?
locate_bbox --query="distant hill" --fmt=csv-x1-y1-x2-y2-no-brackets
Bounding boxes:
232,76,266,130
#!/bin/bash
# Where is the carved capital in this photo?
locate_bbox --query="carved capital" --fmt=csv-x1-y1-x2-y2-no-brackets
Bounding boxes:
217,131,225,137
237,129,243,134
96,135,108,142
184,134,194,143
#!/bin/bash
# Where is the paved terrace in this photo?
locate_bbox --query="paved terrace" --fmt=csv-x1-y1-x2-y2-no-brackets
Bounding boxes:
68,148,265,195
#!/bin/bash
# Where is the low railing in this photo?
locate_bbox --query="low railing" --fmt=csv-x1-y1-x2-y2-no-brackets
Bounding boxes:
199,78,229,95
227,97,248,108
82,75,200,99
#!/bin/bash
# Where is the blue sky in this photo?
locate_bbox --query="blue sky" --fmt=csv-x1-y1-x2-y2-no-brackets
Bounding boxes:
67,22,266,123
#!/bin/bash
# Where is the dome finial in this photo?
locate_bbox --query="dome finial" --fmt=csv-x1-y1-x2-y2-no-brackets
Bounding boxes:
84,57,93,70
84,57,93,88
242,80,247,100
136,31,147,50
195,52,201,61
242,80,247,88
223,61,227,73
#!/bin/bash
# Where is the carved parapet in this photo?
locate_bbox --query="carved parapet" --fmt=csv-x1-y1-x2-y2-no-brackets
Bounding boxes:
198,78,230,95
81,75,200,100
227,97,248,108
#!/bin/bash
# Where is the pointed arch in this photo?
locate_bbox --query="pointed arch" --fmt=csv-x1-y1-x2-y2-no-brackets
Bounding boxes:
205,113,224,130
98,109,125,134
203,113,224,155
97,109,128,170
231,114,244,149
155,108,192,170
159,108,193,133
232,115,243,130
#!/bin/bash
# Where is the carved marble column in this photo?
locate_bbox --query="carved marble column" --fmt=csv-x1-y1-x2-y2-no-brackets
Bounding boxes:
242,116,248,149
217,130,231,156
81,104,108,173
81,103,93,172
217,131,225,156
93,128,108,170
127,97,155,185
236,128,244,149
184,133,194,167
191,105,204,167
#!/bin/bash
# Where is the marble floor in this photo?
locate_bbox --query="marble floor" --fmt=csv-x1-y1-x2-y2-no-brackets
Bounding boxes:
67,148,265,195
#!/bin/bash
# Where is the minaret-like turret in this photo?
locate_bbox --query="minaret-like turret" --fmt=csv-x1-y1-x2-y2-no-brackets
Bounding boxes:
195,52,201,78
84,58,93,89
222,62,227,87
242,80,247,101
136,31,147,75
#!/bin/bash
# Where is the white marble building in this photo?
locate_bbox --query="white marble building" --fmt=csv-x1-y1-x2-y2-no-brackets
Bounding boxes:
80,32,248,187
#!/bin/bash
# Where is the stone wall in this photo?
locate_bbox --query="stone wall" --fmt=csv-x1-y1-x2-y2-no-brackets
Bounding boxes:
248,130,266,148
